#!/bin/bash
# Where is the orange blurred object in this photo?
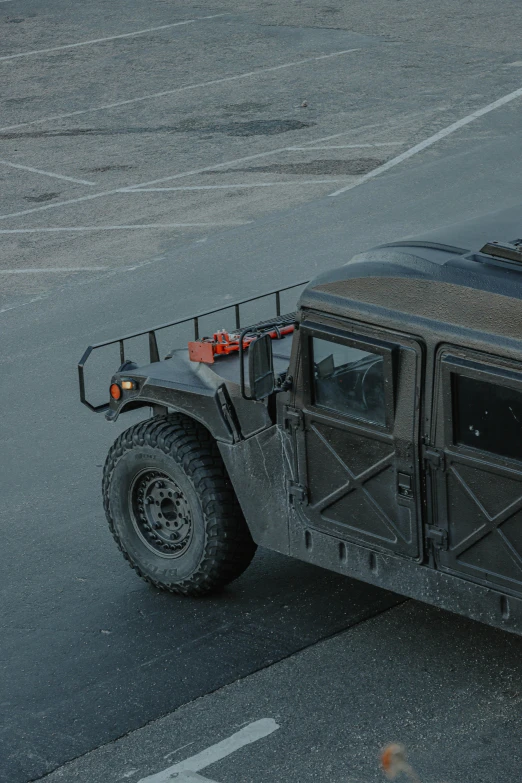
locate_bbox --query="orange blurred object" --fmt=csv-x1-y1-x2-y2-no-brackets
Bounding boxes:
381,744,407,778
380,744,420,782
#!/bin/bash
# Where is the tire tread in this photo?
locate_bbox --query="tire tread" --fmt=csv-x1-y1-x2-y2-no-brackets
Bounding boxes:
102,414,256,596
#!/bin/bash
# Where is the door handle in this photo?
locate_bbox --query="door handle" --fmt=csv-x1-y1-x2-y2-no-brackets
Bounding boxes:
397,472,414,499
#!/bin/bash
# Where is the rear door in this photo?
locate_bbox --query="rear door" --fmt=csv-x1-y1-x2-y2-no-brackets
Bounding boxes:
432,348,522,596
293,320,423,559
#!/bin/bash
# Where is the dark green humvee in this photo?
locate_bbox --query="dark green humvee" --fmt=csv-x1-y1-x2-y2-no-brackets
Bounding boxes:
80,210,522,636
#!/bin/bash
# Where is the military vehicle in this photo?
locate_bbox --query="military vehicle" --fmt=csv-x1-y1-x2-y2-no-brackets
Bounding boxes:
79,211,522,636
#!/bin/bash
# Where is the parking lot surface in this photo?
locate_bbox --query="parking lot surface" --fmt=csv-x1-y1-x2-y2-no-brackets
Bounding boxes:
3,0,522,313
39,602,522,783
3,2,522,782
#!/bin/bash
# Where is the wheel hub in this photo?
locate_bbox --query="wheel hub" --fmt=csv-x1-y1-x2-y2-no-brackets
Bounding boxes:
130,470,193,558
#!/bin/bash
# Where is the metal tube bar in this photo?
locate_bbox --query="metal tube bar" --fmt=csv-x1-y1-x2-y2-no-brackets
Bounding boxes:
87,280,307,350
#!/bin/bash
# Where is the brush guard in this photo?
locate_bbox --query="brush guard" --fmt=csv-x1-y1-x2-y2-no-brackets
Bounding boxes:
78,280,307,412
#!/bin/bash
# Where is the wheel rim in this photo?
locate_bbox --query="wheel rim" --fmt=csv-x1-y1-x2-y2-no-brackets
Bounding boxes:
129,469,194,558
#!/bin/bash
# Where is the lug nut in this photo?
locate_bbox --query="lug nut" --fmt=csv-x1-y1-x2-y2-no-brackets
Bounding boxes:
152,522,161,530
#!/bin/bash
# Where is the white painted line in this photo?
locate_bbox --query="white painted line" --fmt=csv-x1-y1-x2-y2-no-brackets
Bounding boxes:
138,719,279,783
0,159,96,185
164,742,195,761
287,142,404,150
126,179,351,192
329,86,522,196
0,122,383,222
290,124,383,146
0,48,360,133
0,222,250,233
0,267,109,273
0,15,229,62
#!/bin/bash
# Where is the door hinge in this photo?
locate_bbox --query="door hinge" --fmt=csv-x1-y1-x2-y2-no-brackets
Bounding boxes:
426,526,448,550
288,481,308,505
422,445,446,471
283,406,303,431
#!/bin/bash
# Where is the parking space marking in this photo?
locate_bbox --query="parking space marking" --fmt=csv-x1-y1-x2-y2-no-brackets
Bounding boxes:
329,84,522,196
138,719,279,783
287,142,404,150
0,158,96,185
0,15,230,62
0,123,377,223
126,179,350,192
0,267,110,273
0,222,250,233
0,48,360,133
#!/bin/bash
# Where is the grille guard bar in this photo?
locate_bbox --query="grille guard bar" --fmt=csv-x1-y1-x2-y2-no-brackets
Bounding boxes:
78,280,308,412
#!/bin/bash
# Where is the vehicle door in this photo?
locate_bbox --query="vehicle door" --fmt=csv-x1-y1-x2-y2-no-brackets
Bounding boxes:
431,348,522,596
292,320,423,559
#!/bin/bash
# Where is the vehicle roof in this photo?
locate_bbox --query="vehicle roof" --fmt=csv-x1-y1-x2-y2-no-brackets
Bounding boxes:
299,203,522,341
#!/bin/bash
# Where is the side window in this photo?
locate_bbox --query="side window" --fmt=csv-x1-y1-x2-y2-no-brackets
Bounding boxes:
452,373,522,462
312,336,386,425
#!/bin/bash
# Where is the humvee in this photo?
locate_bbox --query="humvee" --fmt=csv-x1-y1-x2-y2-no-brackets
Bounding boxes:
79,218,522,636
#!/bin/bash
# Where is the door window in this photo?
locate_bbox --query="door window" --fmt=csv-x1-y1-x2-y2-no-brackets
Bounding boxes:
452,373,522,462
312,336,386,425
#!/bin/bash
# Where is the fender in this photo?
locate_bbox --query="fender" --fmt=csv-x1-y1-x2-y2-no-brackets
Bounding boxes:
106,351,272,443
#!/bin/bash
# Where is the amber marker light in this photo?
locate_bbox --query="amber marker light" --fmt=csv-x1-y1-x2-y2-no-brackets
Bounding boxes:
121,379,136,391
110,383,122,400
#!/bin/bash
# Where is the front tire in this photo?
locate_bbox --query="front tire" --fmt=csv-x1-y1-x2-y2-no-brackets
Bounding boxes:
102,415,257,595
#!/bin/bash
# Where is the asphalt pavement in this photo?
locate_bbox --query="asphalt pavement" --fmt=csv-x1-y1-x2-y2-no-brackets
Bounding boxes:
3,2,522,782
38,602,522,783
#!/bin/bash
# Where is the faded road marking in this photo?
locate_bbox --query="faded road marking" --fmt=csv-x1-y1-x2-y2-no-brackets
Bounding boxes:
0,121,376,223
0,159,95,185
138,719,279,783
0,267,109,273
287,142,404,150
126,179,350,192
329,85,522,196
0,222,250,233
0,49,360,133
0,15,230,62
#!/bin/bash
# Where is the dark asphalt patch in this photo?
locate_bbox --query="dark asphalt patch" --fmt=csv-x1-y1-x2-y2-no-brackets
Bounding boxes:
87,164,137,172
1,120,315,140
210,158,384,175
23,192,60,202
